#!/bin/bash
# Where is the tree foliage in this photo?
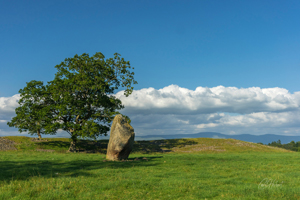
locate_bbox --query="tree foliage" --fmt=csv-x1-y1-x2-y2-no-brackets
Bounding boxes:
7,80,57,139
46,52,137,151
268,140,300,152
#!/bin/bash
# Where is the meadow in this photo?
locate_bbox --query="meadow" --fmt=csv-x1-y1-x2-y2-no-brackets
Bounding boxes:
0,136,300,200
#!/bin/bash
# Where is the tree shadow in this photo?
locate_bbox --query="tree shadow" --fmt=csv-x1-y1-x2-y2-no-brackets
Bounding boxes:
33,138,199,154
34,140,110,153
0,156,163,182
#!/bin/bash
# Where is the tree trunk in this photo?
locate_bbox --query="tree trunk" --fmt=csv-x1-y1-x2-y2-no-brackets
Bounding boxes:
37,129,42,140
68,134,77,152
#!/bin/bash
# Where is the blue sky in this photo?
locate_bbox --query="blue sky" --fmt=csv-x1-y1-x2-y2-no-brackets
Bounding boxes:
1,0,300,138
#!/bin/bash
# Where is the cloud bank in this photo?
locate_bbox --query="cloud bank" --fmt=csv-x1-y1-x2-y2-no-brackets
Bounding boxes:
1,85,300,137
116,85,300,136
116,85,300,114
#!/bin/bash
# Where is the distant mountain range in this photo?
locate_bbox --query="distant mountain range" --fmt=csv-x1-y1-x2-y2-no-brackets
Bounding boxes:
134,132,300,144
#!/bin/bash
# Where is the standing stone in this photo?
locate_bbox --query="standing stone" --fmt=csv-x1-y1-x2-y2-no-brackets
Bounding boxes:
106,114,135,161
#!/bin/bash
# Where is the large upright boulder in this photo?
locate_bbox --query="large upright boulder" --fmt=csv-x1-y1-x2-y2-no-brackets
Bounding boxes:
106,114,135,161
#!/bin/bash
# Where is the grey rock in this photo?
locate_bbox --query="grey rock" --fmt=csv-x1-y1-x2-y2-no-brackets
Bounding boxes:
106,114,135,161
0,137,17,151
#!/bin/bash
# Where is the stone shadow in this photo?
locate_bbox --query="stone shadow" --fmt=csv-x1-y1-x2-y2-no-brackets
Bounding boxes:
132,138,198,154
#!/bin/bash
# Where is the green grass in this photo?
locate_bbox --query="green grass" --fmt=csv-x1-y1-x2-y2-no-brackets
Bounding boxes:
0,137,299,199
3,136,290,154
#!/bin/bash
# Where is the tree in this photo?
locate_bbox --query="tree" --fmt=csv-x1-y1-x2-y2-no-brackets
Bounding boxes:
47,52,137,152
277,139,282,145
7,80,57,139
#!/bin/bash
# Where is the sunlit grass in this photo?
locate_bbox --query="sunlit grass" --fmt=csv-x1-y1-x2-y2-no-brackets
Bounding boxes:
0,137,299,199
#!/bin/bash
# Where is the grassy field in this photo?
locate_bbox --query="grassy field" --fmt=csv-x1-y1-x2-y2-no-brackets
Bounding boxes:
0,136,300,199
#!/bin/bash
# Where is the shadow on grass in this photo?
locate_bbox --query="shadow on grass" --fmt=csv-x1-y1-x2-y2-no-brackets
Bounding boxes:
0,156,163,182
33,138,199,154
132,139,198,153
34,140,109,153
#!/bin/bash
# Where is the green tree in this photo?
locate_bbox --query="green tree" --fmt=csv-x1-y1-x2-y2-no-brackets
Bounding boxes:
277,139,282,145
7,80,57,139
47,52,137,152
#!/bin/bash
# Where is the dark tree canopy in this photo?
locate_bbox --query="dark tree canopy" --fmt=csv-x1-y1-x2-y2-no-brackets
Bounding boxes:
47,52,137,151
7,80,57,139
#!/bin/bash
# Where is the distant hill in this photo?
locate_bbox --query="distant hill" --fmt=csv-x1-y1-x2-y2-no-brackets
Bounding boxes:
135,132,300,144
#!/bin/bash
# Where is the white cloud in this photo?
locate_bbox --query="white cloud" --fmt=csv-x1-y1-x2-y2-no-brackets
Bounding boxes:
116,85,300,136
0,94,20,120
116,85,300,115
1,85,300,137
